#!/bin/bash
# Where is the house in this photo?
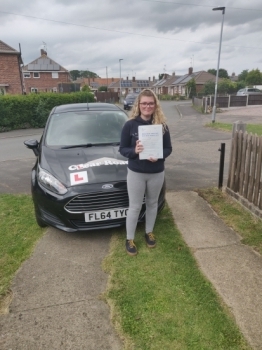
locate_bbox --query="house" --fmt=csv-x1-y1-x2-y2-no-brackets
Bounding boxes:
152,73,182,95
108,76,157,96
229,72,238,82
75,77,120,91
172,67,221,96
0,40,24,95
22,49,71,93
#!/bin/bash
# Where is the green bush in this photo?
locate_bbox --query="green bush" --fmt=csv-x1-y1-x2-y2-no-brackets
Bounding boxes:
0,91,94,132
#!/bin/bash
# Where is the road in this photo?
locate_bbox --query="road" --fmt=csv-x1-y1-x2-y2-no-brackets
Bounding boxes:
0,101,231,194
162,101,231,190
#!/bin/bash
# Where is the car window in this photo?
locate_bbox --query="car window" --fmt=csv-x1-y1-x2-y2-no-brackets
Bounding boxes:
45,111,128,147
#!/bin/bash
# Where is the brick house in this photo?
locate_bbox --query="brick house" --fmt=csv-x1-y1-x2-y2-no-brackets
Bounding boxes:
0,40,24,95
172,67,222,96
108,76,156,96
22,49,71,93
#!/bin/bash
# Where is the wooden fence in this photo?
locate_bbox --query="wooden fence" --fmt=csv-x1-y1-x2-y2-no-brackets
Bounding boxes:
193,94,262,112
227,129,262,215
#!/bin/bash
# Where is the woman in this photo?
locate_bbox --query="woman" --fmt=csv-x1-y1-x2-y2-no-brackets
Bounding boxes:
119,89,172,256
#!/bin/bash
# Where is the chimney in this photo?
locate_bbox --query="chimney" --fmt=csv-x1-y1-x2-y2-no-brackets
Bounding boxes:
112,78,114,82
148,77,151,81
40,49,47,56
132,76,135,82
153,76,155,81
188,67,193,75
172,72,175,76
126,76,128,80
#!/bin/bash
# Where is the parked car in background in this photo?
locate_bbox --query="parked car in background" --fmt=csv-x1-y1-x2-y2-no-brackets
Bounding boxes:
236,88,262,96
24,102,166,232
123,93,139,110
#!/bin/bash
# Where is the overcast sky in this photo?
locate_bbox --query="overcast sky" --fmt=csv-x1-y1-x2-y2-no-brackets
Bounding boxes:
1,0,262,80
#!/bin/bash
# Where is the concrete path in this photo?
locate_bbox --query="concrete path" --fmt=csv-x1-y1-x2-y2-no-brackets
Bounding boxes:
166,191,262,350
0,228,122,350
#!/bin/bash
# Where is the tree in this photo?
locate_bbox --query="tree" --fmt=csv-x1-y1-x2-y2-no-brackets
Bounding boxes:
158,73,164,80
207,69,216,76
207,68,229,79
185,79,196,98
80,70,99,78
98,86,108,92
237,69,249,82
217,79,235,94
69,70,100,80
201,80,215,95
81,85,91,92
69,70,81,81
245,69,262,85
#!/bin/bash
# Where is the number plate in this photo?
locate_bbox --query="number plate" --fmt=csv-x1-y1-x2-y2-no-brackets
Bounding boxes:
85,208,128,222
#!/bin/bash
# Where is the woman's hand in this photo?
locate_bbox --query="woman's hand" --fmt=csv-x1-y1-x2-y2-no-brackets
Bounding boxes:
135,140,144,154
148,157,158,162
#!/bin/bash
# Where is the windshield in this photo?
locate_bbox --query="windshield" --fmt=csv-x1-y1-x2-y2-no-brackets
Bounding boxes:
45,110,128,147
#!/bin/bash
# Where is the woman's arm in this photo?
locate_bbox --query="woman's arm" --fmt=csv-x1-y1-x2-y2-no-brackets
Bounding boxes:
163,125,172,159
119,122,138,159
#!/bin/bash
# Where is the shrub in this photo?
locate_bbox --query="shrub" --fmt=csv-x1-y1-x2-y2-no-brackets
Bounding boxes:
0,91,94,131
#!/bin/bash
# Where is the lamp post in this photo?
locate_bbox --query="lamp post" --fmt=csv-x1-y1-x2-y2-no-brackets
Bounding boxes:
211,6,225,123
119,59,123,103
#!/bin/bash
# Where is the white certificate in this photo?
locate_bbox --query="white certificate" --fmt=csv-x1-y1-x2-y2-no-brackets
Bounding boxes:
138,124,163,160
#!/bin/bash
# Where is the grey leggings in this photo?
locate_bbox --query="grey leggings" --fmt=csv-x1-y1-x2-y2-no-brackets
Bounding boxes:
126,168,165,240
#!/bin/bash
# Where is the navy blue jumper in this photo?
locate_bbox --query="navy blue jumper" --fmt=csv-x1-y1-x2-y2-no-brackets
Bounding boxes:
119,116,172,174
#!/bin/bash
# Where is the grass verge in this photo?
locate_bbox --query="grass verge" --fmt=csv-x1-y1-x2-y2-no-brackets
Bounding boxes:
103,205,251,350
205,122,262,135
197,188,262,255
0,194,45,310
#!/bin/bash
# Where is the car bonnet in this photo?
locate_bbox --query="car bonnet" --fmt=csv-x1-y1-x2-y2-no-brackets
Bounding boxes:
39,145,128,188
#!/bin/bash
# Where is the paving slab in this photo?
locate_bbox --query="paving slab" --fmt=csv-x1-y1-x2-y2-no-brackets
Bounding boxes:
166,191,262,350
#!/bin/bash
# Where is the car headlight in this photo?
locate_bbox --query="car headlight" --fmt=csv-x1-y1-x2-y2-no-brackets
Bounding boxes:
38,167,67,195
124,100,127,104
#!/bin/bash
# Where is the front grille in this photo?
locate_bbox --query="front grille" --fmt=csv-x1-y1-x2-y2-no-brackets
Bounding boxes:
70,217,126,229
65,189,129,214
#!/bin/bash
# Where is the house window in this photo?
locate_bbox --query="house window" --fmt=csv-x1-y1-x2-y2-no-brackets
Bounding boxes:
52,72,59,79
33,72,40,78
23,72,31,78
31,87,38,93
0,87,6,95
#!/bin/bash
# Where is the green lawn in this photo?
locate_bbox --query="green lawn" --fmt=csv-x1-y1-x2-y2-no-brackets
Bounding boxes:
103,205,251,349
0,194,44,302
206,122,262,135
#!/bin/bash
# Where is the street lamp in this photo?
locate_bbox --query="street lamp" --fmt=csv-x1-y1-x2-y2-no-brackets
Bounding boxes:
119,59,123,103
212,6,225,123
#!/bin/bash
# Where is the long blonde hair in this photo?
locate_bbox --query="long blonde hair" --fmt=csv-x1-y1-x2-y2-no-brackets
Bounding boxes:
129,89,167,129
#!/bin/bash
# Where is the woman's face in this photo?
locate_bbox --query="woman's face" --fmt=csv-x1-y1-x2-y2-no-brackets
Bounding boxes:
139,95,156,120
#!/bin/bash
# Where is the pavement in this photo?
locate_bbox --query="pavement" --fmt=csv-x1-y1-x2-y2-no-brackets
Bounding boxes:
0,105,262,349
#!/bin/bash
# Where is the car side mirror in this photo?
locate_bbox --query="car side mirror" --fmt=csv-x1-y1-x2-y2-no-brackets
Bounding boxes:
24,139,39,156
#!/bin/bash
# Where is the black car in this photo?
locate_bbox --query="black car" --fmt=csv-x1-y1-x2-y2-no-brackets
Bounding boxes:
123,93,139,110
24,103,165,232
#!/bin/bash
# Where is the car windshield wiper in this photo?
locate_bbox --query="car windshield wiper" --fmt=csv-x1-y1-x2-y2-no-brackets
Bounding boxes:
60,142,120,149
61,143,93,149
91,142,120,146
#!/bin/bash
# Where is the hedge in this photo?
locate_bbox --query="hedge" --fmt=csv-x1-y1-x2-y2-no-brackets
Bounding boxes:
0,91,94,132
